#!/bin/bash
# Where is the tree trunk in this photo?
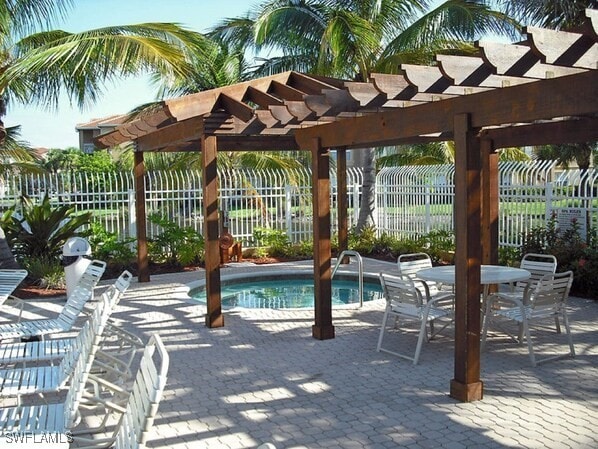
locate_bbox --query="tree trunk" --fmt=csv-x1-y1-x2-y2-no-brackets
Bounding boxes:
0,226,20,269
356,147,376,232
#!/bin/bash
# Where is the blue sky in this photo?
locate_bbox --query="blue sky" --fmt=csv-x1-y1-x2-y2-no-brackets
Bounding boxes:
6,0,504,150
6,0,253,149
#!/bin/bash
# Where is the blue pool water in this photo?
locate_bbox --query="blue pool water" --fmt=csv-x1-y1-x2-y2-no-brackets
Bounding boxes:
192,278,383,309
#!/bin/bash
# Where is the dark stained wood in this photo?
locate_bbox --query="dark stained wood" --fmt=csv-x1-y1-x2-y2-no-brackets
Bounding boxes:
215,135,300,151
295,70,598,149
402,64,488,95
217,93,255,122
202,135,223,328
270,80,305,101
136,117,203,152
480,139,499,266
436,54,534,88
289,71,337,94
451,113,483,402
133,151,149,282
311,138,335,340
246,86,284,107
481,118,598,149
477,41,584,78
336,148,349,262
525,26,597,69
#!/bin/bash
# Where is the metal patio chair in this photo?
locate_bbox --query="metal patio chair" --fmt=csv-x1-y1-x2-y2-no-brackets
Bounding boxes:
482,271,575,366
377,273,453,365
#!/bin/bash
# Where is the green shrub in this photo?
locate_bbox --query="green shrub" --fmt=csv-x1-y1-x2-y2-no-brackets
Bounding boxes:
21,256,65,289
88,223,136,270
252,227,290,257
148,214,204,266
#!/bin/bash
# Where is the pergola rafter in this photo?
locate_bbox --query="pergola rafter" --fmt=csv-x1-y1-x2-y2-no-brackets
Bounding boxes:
95,11,598,403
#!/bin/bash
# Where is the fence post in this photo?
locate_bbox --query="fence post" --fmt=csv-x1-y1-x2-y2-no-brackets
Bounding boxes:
353,183,360,224
425,185,431,234
545,182,553,222
285,184,293,241
128,189,136,239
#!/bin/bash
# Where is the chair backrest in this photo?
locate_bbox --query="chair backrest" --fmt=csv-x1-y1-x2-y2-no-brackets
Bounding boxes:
113,333,169,449
62,272,133,428
380,273,425,310
397,252,440,297
529,271,573,315
62,293,112,427
62,272,132,389
56,260,107,329
517,253,557,291
397,253,432,279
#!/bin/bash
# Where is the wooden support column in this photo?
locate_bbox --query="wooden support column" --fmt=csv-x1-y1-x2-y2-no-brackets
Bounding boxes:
336,148,349,262
133,150,149,282
202,134,223,328
312,138,335,340
451,113,483,402
481,139,499,266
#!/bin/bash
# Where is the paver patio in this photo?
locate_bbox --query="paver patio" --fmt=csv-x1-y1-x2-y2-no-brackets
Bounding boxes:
1,258,597,448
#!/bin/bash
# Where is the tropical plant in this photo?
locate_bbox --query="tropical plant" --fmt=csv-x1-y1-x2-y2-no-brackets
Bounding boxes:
498,0,598,29
211,0,518,231
148,214,204,266
0,0,211,144
88,222,136,271
0,194,91,263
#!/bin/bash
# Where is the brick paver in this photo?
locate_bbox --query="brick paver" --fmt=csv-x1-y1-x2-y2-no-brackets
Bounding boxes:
3,258,596,448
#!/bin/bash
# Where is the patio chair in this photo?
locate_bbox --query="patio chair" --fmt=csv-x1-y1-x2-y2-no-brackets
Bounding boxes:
486,253,559,325
377,273,453,365
397,253,453,301
0,300,150,442
0,260,106,342
0,271,132,366
70,333,169,449
481,271,575,366
397,252,454,335
0,286,114,398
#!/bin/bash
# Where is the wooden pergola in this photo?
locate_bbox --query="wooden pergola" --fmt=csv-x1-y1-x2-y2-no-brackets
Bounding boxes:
97,12,598,402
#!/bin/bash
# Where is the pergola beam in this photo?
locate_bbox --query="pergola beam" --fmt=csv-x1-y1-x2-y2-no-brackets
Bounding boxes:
295,70,597,149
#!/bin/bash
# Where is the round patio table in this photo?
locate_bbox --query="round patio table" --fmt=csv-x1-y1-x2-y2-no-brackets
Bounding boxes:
416,265,531,286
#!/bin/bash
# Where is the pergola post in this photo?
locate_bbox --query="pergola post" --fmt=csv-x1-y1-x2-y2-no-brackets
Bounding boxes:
202,134,223,328
133,150,149,283
451,113,483,402
481,139,499,265
311,138,335,340
336,148,349,262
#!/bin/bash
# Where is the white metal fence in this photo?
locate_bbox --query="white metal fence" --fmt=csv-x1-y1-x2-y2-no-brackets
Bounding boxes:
1,161,596,248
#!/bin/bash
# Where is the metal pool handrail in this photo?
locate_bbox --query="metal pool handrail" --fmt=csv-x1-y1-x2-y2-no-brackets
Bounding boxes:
332,250,363,308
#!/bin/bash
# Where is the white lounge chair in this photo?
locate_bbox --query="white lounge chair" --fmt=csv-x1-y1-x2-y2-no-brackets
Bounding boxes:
0,287,113,398
0,313,166,448
482,271,575,366
70,334,169,449
0,260,106,341
0,271,132,366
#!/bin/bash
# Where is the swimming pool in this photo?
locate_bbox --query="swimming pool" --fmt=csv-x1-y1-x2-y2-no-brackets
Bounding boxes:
190,273,383,309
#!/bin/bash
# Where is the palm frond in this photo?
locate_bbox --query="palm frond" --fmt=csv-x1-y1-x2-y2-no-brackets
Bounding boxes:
3,23,209,109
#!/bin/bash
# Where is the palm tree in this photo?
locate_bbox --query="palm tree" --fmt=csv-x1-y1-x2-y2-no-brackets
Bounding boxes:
0,0,211,146
210,0,518,231
498,0,598,29
500,0,597,172
0,0,210,266
377,141,529,168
